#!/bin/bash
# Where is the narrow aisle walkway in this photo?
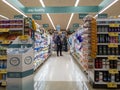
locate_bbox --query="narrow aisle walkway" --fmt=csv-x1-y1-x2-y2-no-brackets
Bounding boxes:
34,52,88,90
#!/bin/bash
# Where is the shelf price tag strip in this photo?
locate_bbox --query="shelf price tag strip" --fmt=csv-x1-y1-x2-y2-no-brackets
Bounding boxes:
109,69,118,74
2,40,11,44
107,82,117,88
109,24,119,27
108,43,118,48
0,29,9,32
108,32,118,36
108,56,118,60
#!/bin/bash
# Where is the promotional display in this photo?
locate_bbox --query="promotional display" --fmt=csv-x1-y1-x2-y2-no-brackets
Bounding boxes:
7,36,34,90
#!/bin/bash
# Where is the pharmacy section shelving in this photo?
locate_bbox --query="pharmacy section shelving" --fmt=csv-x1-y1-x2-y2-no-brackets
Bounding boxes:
0,19,24,86
89,18,120,89
69,16,97,76
34,29,51,70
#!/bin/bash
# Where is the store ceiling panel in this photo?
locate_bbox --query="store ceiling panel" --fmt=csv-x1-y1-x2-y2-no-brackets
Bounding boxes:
0,1,19,19
19,0,41,7
44,0,75,6
0,0,120,30
78,0,103,6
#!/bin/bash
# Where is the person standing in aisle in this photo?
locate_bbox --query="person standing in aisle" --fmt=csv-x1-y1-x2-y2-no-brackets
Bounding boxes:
55,32,63,56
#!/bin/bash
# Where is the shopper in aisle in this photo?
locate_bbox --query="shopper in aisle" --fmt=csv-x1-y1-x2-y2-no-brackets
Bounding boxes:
55,32,63,56
63,35,68,52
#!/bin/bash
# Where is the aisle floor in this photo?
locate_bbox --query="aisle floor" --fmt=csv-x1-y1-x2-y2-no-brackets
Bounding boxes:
34,52,88,90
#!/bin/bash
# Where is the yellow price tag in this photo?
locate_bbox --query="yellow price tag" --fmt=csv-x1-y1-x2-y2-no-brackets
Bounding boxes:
109,69,118,74
109,24,119,27
108,32,118,36
0,29,9,32
108,56,118,60
0,55,7,60
1,81,7,86
107,82,117,88
0,69,7,74
2,40,10,44
108,43,118,47
19,35,29,40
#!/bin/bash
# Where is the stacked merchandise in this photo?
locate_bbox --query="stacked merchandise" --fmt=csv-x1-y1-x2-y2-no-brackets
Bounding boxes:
0,18,35,86
34,29,51,70
0,19,24,86
89,18,120,89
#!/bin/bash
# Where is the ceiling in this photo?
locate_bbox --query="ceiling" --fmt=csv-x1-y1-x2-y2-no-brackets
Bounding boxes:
0,0,120,30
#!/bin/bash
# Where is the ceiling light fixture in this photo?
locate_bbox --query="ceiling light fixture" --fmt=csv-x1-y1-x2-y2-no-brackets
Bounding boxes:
66,0,80,30
39,0,56,30
0,14,9,19
2,0,27,17
94,0,118,18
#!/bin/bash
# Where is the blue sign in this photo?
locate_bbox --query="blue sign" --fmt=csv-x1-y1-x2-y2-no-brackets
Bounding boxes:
32,14,41,20
56,25,60,31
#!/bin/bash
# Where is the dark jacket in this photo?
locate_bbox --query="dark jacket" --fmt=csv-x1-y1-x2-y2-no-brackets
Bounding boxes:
56,35,62,45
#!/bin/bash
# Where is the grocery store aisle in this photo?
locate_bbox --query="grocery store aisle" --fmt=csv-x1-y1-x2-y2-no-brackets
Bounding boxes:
34,52,88,90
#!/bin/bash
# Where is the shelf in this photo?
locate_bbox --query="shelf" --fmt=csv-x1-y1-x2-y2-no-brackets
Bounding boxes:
0,24,23,25
97,32,120,34
97,43,120,45
96,55,120,57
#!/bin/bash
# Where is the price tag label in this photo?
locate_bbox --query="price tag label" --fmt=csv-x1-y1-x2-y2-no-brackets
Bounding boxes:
19,35,29,40
108,56,118,60
108,43,118,47
108,32,118,36
0,55,7,60
0,69,7,74
1,81,7,86
107,82,117,88
0,29,9,32
109,69,118,74
109,24,119,27
2,40,10,44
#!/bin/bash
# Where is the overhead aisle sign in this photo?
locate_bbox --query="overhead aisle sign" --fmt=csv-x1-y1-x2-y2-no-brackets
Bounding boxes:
32,14,42,20
79,14,88,19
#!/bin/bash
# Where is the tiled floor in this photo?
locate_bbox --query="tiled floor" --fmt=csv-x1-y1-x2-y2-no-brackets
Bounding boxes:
34,52,88,90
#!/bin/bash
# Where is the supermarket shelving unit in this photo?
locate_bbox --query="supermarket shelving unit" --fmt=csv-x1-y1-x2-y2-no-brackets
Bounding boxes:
89,18,120,89
0,19,24,86
34,29,51,70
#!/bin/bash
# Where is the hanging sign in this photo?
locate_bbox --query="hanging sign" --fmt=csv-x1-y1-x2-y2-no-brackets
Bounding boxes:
43,24,49,28
32,14,41,20
79,14,88,19
14,15,23,19
98,14,108,18
73,23,79,28
56,25,60,31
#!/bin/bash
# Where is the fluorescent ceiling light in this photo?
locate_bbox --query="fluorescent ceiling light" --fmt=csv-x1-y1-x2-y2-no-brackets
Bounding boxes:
94,0,118,18
66,0,80,30
39,0,56,30
2,0,27,17
66,13,74,30
0,14,9,19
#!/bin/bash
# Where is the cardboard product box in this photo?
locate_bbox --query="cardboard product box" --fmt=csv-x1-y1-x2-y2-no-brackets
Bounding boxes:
7,48,34,90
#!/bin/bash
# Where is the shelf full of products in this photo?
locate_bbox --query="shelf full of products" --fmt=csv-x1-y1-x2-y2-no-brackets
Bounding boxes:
0,18,35,86
34,29,51,70
89,18,120,89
